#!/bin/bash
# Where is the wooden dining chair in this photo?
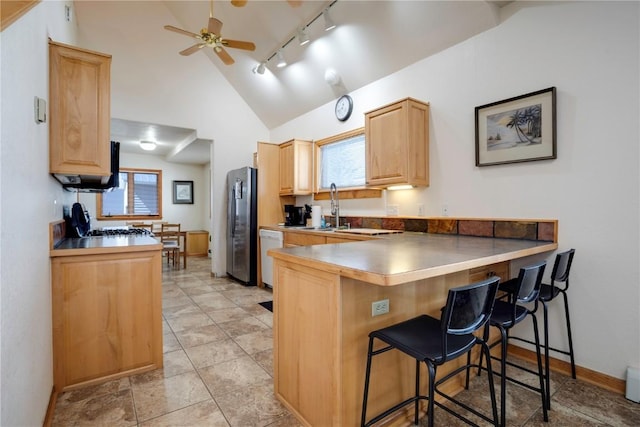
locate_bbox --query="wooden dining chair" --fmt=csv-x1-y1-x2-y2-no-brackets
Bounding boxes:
130,223,152,232
160,223,181,267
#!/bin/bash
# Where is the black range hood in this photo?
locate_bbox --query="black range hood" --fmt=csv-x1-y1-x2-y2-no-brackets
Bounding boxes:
54,141,120,193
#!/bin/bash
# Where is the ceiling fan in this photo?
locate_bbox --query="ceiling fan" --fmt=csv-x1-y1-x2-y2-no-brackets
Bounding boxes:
164,0,255,65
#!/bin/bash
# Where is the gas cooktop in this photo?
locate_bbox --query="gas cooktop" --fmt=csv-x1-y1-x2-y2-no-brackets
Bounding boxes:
86,227,152,237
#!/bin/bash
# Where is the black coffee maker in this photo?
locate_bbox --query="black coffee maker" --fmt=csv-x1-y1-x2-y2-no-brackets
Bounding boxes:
284,205,305,226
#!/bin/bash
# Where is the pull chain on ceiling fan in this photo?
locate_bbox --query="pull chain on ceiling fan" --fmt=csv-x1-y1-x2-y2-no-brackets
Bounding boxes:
163,0,255,65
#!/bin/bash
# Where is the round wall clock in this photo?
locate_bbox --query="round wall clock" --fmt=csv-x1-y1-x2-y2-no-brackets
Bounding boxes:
335,94,353,121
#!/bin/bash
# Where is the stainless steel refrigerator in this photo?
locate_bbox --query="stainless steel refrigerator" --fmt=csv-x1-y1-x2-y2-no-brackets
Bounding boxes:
226,167,257,285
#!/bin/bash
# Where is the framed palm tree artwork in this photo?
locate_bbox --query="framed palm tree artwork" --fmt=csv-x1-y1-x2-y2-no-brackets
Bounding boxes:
475,87,556,166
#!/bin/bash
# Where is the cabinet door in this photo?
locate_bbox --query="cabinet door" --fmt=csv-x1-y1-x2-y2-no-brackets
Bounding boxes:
366,101,408,185
279,140,313,196
365,98,429,187
186,231,209,256
284,232,326,246
279,142,294,195
49,41,111,177
52,251,162,390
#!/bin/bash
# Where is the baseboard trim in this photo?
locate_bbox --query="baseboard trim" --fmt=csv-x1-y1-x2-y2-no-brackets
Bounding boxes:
42,386,57,427
508,344,625,395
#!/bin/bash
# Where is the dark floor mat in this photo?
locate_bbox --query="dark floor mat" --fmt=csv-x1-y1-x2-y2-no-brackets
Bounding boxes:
258,301,273,312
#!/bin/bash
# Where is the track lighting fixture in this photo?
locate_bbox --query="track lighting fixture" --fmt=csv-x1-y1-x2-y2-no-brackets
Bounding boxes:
297,27,310,46
276,50,287,68
323,8,336,31
252,0,337,74
252,61,266,74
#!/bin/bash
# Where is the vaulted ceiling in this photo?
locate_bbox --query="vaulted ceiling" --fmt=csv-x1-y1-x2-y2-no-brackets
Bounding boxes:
73,1,509,162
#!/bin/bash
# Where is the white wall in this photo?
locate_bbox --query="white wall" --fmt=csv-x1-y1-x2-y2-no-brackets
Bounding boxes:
270,2,640,380
0,1,78,425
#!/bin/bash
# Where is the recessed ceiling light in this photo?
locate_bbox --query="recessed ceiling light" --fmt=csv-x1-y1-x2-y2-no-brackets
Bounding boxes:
139,140,157,151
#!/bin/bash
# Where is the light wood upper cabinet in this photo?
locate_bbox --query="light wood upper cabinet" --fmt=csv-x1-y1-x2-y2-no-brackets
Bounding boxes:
49,41,112,181
365,97,430,188
279,139,313,196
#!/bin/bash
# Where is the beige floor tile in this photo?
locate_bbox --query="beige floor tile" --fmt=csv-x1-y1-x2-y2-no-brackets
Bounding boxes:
174,323,228,348
139,399,230,427
56,377,131,407
163,332,182,353
191,292,238,311
165,311,214,332
185,338,247,369
204,306,254,323
208,377,287,427
131,370,211,422
199,355,272,398
252,349,274,377
52,389,136,427
217,316,269,338
233,328,274,355
131,349,195,383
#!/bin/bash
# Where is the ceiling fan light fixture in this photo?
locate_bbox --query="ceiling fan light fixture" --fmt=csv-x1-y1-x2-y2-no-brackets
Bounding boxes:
139,140,157,151
276,50,287,68
297,27,310,46
323,9,336,31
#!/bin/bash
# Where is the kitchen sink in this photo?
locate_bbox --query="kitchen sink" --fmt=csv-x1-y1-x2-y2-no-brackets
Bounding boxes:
301,227,335,232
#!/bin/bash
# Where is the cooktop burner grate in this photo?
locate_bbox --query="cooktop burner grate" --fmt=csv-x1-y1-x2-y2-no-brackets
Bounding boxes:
87,227,152,237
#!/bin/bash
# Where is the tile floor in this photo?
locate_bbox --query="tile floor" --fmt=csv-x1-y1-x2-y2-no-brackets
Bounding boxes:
52,256,640,426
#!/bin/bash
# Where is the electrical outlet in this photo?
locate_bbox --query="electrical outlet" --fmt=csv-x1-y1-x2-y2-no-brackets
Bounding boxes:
371,299,390,316
417,204,425,216
387,205,399,216
442,204,449,217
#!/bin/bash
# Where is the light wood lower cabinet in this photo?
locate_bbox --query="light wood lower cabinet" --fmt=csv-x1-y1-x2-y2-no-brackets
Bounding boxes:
283,230,371,247
51,250,163,391
186,230,209,256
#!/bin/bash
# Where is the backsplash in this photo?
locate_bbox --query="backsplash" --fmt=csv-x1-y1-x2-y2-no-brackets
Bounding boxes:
330,216,557,242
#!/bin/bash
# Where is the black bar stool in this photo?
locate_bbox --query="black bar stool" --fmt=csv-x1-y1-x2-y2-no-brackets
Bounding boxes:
499,249,576,410
479,261,548,426
361,277,501,427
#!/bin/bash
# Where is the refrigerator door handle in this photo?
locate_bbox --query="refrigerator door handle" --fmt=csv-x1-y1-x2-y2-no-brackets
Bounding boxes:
230,187,237,237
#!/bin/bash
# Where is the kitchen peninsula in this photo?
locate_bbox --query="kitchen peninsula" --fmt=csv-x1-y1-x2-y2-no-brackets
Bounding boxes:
269,230,557,427
49,221,163,392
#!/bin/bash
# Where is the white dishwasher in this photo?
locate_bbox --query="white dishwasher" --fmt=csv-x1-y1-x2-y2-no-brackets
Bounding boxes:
259,229,283,288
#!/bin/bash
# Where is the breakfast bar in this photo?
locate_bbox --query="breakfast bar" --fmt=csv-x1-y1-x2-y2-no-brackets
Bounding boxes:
268,233,557,427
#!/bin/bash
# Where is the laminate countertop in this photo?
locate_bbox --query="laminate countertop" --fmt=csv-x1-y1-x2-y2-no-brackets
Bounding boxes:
51,235,162,257
268,233,557,286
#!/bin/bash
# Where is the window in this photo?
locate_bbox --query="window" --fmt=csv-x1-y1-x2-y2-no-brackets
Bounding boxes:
97,168,162,220
314,128,381,200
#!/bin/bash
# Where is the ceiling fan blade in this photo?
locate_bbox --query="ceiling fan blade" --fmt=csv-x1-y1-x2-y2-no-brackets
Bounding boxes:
287,0,302,7
215,46,235,65
222,39,256,51
164,25,199,39
231,0,247,6
208,17,223,35
180,44,205,56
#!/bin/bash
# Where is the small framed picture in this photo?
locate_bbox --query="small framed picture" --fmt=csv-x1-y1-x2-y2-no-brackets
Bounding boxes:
172,180,193,204
475,87,556,167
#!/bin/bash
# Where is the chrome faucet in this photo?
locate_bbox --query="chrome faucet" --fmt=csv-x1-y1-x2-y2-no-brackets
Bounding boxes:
330,182,340,228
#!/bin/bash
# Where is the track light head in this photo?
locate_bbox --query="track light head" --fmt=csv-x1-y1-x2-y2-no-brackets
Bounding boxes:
276,50,287,68
297,27,310,46
323,9,336,31
252,62,266,74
